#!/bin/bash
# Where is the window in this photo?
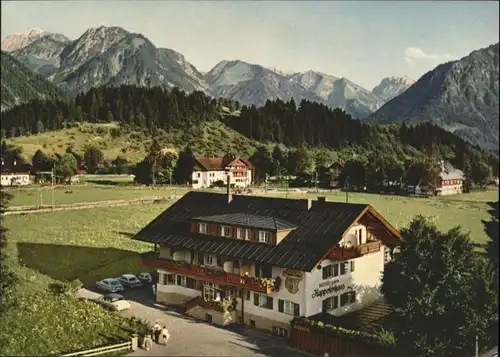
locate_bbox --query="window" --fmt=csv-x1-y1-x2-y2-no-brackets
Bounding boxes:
204,254,214,266
197,173,201,178
323,264,339,279
272,326,288,338
204,283,218,300
245,291,251,301
322,265,332,279
278,299,300,316
198,223,208,234
206,314,213,323
221,226,231,237
225,289,236,299
186,277,196,289
322,295,339,312
254,293,273,309
384,248,391,264
162,274,175,285
244,229,250,240
340,291,356,307
236,228,242,239
340,261,349,275
176,275,186,286
258,231,270,243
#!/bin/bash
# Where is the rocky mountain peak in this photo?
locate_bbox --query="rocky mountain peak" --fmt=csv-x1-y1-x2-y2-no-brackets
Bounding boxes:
1,28,46,52
372,75,416,102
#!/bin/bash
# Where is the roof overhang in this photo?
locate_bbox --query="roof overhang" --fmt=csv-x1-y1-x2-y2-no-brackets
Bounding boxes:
310,205,402,271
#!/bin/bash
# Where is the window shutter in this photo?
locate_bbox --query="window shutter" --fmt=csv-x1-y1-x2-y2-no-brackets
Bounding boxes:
294,303,300,317
333,295,339,309
350,260,355,272
254,293,259,306
266,296,273,309
217,256,223,267
278,299,284,313
322,266,328,279
218,226,222,236
176,275,182,285
199,253,205,264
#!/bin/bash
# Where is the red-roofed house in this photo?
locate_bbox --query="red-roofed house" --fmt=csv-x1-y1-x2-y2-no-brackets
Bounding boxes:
192,155,254,189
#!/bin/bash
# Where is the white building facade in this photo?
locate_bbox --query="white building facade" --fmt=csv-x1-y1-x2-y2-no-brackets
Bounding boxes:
139,194,400,338
0,172,31,186
191,156,253,189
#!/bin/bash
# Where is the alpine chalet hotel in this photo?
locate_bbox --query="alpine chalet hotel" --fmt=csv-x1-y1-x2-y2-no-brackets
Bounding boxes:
135,186,401,337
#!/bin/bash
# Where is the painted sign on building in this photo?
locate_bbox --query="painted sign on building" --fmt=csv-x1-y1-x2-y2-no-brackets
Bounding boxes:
311,279,346,299
282,268,303,295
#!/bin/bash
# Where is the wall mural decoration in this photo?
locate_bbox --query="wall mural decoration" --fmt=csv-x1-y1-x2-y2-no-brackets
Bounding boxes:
283,269,303,295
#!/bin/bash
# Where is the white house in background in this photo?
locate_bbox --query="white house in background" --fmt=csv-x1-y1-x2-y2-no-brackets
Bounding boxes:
134,192,402,338
0,172,31,186
415,160,464,196
191,155,254,189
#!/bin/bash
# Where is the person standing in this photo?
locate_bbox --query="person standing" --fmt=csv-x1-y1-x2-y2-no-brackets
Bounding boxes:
143,334,153,351
161,326,170,345
152,321,161,344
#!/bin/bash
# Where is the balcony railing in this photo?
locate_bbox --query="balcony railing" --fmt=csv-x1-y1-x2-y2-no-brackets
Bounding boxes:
328,241,381,261
142,252,280,294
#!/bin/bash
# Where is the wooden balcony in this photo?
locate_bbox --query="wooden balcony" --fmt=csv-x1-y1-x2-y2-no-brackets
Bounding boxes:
142,252,280,294
327,241,382,261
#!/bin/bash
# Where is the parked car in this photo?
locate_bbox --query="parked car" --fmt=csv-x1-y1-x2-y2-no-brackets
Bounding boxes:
96,278,124,293
116,274,143,288
137,272,152,283
92,294,131,312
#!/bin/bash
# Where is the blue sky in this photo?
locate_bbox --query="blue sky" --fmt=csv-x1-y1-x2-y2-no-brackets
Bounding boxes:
2,1,498,89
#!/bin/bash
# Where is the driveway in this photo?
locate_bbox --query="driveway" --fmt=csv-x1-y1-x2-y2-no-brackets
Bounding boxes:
79,284,310,357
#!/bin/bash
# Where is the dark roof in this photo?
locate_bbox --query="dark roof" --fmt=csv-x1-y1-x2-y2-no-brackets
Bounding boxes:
308,299,393,334
194,156,254,171
193,213,297,231
132,192,400,271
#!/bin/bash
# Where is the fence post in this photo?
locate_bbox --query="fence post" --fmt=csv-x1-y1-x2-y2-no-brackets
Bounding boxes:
131,334,138,351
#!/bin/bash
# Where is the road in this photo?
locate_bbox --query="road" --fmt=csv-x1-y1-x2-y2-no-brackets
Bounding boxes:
79,285,311,357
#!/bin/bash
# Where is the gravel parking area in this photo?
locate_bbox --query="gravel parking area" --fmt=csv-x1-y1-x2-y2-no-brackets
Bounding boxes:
80,284,310,357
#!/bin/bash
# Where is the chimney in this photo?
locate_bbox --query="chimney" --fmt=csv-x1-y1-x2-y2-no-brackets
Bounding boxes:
318,196,327,202
302,198,312,210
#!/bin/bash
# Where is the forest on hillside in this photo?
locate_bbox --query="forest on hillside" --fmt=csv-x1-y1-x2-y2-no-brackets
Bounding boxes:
0,85,497,179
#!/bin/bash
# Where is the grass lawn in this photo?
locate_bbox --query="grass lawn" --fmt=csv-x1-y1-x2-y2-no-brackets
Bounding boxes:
6,185,189,207
6,120,262,163
1,204,166,356
0,292,148,356
5,204,168,284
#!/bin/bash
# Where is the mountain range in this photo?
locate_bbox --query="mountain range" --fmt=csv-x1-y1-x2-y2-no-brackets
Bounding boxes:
370,43,499,151
1,26,498,150
1,26,413,119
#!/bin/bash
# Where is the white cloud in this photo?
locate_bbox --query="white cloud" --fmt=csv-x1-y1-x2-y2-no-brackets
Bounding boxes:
403,47,454,65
